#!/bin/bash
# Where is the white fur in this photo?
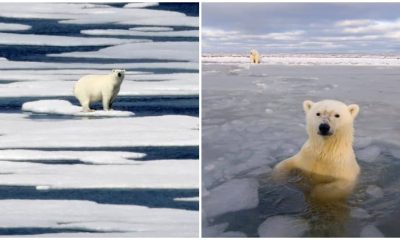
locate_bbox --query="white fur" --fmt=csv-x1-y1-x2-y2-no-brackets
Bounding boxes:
273,99,360,200
250,49,261,64
74,69,125,112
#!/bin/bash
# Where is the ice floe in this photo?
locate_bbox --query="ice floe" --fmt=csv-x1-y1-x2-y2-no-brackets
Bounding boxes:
203,178,259,218
357,145,381,162
22,100,134,117
203,54,400,66
130,27,174,32
0,149,145,165
0,113,198,148
257,215,308,237
81,29,199,38
0,32,140,46
366,185,384,199
0,22,31,31
0,3,198,27
0,200,198,237
0,159,198,189
360,225,384,237
123,2,159,8
49,42,199,62
351,208,371,219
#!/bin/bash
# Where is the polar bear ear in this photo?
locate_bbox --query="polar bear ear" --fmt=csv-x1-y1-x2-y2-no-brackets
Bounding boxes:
303,100,314,113
348,104,359,118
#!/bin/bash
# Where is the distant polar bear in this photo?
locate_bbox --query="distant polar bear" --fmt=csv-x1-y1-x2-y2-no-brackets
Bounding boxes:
250,49,261,64
74,69,125,112
273,100,360,200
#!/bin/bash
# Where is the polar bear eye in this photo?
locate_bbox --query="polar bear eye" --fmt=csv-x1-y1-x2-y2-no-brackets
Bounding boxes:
335,114,340,118
316,112,320,116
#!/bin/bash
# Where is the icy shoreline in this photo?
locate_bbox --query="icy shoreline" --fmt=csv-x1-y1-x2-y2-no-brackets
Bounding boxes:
203,53,400,66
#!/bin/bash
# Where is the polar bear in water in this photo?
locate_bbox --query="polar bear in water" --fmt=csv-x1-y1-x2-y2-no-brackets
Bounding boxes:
273,100,360,200
74,69,125,112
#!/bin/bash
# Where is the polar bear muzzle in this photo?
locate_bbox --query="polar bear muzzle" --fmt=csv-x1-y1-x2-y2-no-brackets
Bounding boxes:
318,123,332,136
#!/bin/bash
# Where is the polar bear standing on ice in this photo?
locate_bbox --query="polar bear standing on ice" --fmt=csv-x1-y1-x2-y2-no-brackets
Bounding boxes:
250,49,261,64
74,69,125,112
273,100,360,200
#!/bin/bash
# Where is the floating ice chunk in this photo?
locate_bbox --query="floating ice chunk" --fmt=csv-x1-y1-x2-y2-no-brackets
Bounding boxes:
0,32,139,46
351,207,370,219
81,29,198,37
354,137,373,149
366,185,384,199
258,215,308,237
0,149,145,165
130,27,174,32
124,2,159,8
220,231,247,237
203,178,259,218
174,197,199,202
0,23,31,31
202,223,229,237
360,225,384,237
357,145,381,162
0,113,198,148
0,200,198,237
0,3,198,27
22,100,134,117
0,160,198,189
36,185,50,191
49,42,199,62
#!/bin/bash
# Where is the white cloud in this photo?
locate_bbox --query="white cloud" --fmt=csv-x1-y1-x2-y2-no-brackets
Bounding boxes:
336,19,372,27
339,19,400,34
203,27,304,42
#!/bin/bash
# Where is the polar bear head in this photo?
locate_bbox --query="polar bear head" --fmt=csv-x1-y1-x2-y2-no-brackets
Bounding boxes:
250,49,258,55
112,69,125,80
303,99,359,139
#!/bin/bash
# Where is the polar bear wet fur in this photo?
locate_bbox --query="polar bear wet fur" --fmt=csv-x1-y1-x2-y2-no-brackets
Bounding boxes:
74,69,125,112
250,49,261,64
273,99,360,200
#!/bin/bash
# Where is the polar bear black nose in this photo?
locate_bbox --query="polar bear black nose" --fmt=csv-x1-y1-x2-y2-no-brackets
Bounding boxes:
319,123,330,135
118,72,121,77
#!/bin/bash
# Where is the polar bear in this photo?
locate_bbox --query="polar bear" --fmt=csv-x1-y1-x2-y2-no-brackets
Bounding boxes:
73,69,125,112
250,49,261,64
273,100,360,200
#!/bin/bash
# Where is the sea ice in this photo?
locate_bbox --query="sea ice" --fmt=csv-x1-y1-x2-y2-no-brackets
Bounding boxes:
360,225,384,237
0,3,198,27
351,208,371,219
0,200,198,237
0,22,31,31
81,29,198,38
257,215,308,237
0,160,198,189
203,178,259,218
49,42,199,62
123,2,159,8
130,27,174,32
22,100,135,117
357,145,381,162
0,32,138,46
0,113,199,148
366,185,384,199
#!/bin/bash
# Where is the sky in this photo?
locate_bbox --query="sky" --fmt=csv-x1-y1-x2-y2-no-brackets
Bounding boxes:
202,3,400,54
